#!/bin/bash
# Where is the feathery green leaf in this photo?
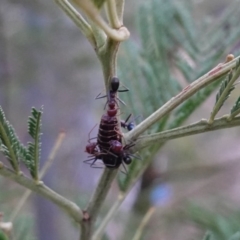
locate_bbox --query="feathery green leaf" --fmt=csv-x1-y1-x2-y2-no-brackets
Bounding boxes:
215,71,234,108
0,107,26,172
210,58,240,123
26,107,43,180
230,96,240,118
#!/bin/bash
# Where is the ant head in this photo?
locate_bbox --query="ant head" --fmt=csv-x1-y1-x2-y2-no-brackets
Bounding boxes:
127,122,135,131
123,155,132,165
110,77,120,92
85,142,97,154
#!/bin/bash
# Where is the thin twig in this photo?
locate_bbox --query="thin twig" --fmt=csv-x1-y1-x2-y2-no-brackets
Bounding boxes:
0,162,82,223
134,116,240,150
92,164,151,240
54,0,96,47
81,168,118,239
132,207,156,240
72,0,130,41
9,132,66,221
39,131,66,178
92,193,124,240
124,57,240,142
106,0,121,28
86,168,118,218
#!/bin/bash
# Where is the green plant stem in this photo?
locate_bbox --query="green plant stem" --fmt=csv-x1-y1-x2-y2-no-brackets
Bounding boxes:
88,20,106,49
80,29,124,240
132,207,155,240
54,0,96,47
98,40,120,87
106,0,121,28
228,108,240,120
92,159,153,238
209,61,240,123
81,169,118,240
92,193,124,240
92,157,154,239
0,162,82,223
125,57,240,142
134,115,240,150
9,131,65,221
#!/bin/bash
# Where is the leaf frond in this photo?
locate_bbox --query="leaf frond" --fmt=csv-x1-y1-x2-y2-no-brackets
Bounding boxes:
0,107,25,172
215,71,234,109
26,107,43,180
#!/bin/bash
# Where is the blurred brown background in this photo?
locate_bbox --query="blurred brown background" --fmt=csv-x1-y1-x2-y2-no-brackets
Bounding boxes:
1,0,240,240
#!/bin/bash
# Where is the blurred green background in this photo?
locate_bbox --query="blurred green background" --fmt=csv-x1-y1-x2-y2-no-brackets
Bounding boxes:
1,0,240,240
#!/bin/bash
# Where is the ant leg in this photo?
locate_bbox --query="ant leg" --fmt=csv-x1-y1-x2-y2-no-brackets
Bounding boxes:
117,97,126,106
88,124,98,143
83,157,96,164
124,113,132,123
124,143,135,150
95,87,107,99
95,94,107,100
118,89,129,93
91,165,104,169
113,126,123,138
90,158,100,166
89,136,97,141
101,149,118,158
105,160,120,169
118,84,129,92
121,114,132,128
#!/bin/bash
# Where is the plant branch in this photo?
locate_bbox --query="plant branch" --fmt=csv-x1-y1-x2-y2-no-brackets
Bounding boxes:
9,131,66,221
132,207,156,240
86,169,118,218
134,116,240,150
0,162,82,223
124,57,240,142
54,0,96,47
92,192,124,240
105,0,121,28
81,168,118,239
72,0,130,41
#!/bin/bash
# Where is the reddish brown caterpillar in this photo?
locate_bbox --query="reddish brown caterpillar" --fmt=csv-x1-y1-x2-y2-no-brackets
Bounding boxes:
84,77,137,170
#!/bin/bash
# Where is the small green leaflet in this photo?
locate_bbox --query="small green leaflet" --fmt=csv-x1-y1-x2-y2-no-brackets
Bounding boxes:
231,96,240,115
215,70,234,109
26,107,43,180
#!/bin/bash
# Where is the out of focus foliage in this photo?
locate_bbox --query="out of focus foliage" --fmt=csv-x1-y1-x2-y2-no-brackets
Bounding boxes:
188,205,240,240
